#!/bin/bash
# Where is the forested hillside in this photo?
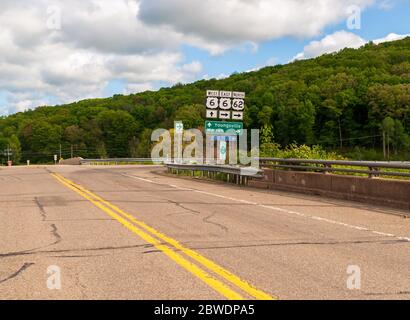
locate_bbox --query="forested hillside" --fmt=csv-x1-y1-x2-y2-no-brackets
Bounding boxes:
1,38,410,163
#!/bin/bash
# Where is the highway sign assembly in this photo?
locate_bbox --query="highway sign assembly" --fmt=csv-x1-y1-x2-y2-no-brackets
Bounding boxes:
204,90,245,164
205,90,245,121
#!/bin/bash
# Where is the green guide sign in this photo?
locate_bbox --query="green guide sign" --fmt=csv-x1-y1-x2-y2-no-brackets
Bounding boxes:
205,121,243,135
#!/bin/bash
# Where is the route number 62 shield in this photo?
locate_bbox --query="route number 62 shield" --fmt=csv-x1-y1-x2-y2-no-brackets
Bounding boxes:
206,97,219,109
232,99,245,111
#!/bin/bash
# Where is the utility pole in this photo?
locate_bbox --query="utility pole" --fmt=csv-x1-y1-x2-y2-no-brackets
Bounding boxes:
59,144,62,160
7,144,10,162
383,130,386,159
71,145,73,159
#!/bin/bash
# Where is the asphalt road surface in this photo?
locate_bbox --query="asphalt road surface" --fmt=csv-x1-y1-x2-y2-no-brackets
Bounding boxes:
1,165,410,300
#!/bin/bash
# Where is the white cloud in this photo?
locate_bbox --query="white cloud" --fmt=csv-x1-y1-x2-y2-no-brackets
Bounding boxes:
378,0,394,10
0,0,204,115
181,61,203,74
123,83,154,95
293,31,366,60
139,0,373,49
202,73,229,81
293,31,410,61
373,33,410,44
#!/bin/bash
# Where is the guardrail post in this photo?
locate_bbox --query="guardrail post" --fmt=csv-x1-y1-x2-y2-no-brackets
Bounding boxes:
369,167,380,179
323,164,332,174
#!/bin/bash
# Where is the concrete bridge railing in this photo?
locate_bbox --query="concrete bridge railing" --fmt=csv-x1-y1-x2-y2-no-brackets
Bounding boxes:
251,158,410,211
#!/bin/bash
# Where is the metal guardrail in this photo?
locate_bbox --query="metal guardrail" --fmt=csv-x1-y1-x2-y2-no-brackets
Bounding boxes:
166,163,262,176
165,163,263,185
259,158,410,178
81,157,410,179
81,158,163,165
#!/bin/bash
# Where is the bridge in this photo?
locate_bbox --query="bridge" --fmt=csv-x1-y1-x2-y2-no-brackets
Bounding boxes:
1,160,409,299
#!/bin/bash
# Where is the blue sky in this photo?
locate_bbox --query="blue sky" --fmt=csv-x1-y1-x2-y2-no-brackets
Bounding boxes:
175,0,410,81
0,0,409,115
99,0,410,98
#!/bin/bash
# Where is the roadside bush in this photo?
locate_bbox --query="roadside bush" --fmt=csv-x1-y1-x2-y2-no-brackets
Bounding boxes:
261,143,344,160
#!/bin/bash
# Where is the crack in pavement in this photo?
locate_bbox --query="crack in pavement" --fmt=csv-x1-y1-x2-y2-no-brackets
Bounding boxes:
203,214,229,232
73,272,88,299
0,263,35,284
142,238,406,255
0,244,153,259
50,224,62,245
33,197,63,248
364,291,410,296
34,197,47,221
168,200,201,216
0,176,22,182
45,218,115,222
48,254,109,258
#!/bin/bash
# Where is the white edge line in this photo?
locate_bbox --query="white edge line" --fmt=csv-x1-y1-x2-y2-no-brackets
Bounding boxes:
122,173,410,243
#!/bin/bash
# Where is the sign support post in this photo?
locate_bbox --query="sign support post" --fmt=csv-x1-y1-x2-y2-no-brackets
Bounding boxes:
174,121,184,164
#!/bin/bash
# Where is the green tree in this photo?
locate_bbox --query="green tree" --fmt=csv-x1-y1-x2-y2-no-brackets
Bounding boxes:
0,136,8,165
260,124,280,157
134,128,153,158
9,135,21,164
381,117,395,159
64,125,85,146
258,106,274,126
174,104,204,129
392,119,410,155
20,121,62,162
97,110,138,157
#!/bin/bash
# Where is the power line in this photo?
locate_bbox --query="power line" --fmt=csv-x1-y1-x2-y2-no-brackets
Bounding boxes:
340,135,382,142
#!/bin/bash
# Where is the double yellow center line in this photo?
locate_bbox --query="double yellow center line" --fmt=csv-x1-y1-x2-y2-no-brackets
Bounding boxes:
51,172,276,300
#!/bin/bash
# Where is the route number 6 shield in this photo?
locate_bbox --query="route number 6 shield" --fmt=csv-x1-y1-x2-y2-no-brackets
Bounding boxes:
206,97,219,109
232,99,245,111
219,98,231,110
